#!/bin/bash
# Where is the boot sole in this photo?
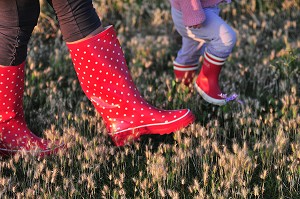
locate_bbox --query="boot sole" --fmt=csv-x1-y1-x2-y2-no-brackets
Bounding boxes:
111,110,195,146
0,142,65,158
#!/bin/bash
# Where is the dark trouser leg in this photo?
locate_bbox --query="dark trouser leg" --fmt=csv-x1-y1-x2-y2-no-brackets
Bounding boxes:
47,0,101,42
0,0,40,66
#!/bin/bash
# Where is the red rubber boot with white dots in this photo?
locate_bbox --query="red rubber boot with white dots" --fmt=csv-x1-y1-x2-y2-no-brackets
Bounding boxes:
194,51,227,106
0,63,63,157
67,26,195,146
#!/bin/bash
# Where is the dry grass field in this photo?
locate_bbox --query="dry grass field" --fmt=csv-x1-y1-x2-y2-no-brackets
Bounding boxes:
0,0,299,198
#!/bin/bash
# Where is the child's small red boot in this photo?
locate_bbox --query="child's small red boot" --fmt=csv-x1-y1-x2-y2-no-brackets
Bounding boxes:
194,51,228,106
173,61,199,86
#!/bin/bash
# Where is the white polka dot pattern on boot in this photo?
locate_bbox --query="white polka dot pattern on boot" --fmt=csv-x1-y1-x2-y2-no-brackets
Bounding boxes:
67,26,192,136
0,63,54,152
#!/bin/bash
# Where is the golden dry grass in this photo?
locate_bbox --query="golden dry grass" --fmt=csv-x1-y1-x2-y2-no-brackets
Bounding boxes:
0,0,299,198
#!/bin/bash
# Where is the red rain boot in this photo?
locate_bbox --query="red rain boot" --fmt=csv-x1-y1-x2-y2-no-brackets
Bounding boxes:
0,63,63,157
67,26,195,146
194,51,228,106
173,61,199,85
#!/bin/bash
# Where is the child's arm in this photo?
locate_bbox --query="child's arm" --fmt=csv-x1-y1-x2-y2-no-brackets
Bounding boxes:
178,0,205,28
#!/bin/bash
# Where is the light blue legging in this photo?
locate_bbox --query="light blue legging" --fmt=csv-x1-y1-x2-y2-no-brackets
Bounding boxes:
171,6,237,65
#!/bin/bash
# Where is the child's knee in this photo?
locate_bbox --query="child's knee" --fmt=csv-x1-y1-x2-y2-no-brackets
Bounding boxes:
221,26,237,50
226,29,237,49
210,27,236,58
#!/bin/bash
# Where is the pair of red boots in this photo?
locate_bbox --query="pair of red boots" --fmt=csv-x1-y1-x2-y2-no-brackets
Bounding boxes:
174,50,230,106
0,26,195,157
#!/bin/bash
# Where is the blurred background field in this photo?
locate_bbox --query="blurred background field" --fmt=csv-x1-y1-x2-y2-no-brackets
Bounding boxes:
0,0,300,198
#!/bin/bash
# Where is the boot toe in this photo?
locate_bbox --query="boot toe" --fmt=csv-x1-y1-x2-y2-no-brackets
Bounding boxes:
194,81,226,106
145,109,195,135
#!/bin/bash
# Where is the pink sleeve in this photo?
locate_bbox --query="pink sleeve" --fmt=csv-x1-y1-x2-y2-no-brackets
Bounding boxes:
179,0,206,27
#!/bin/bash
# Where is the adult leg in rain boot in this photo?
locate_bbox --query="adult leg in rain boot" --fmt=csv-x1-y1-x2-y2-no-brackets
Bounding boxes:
48,0,195,146
0,0,63,157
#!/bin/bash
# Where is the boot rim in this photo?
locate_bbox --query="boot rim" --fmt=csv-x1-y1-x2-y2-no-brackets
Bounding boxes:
173,65,199,71
173,60,199,67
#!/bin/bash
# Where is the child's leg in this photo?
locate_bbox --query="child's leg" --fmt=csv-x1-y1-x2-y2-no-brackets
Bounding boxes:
172,6,237,104
173,37,205,85
201,7,236,58
194,7,237,105
173,6,236,58
175,37,203,66
171,8,206,85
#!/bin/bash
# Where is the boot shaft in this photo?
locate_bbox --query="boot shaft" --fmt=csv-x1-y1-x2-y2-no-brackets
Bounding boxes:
173,61,199,85
0,63,25,123
194,51,228,105
200,51,226,81
67,26,150,133
67,26,143,105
